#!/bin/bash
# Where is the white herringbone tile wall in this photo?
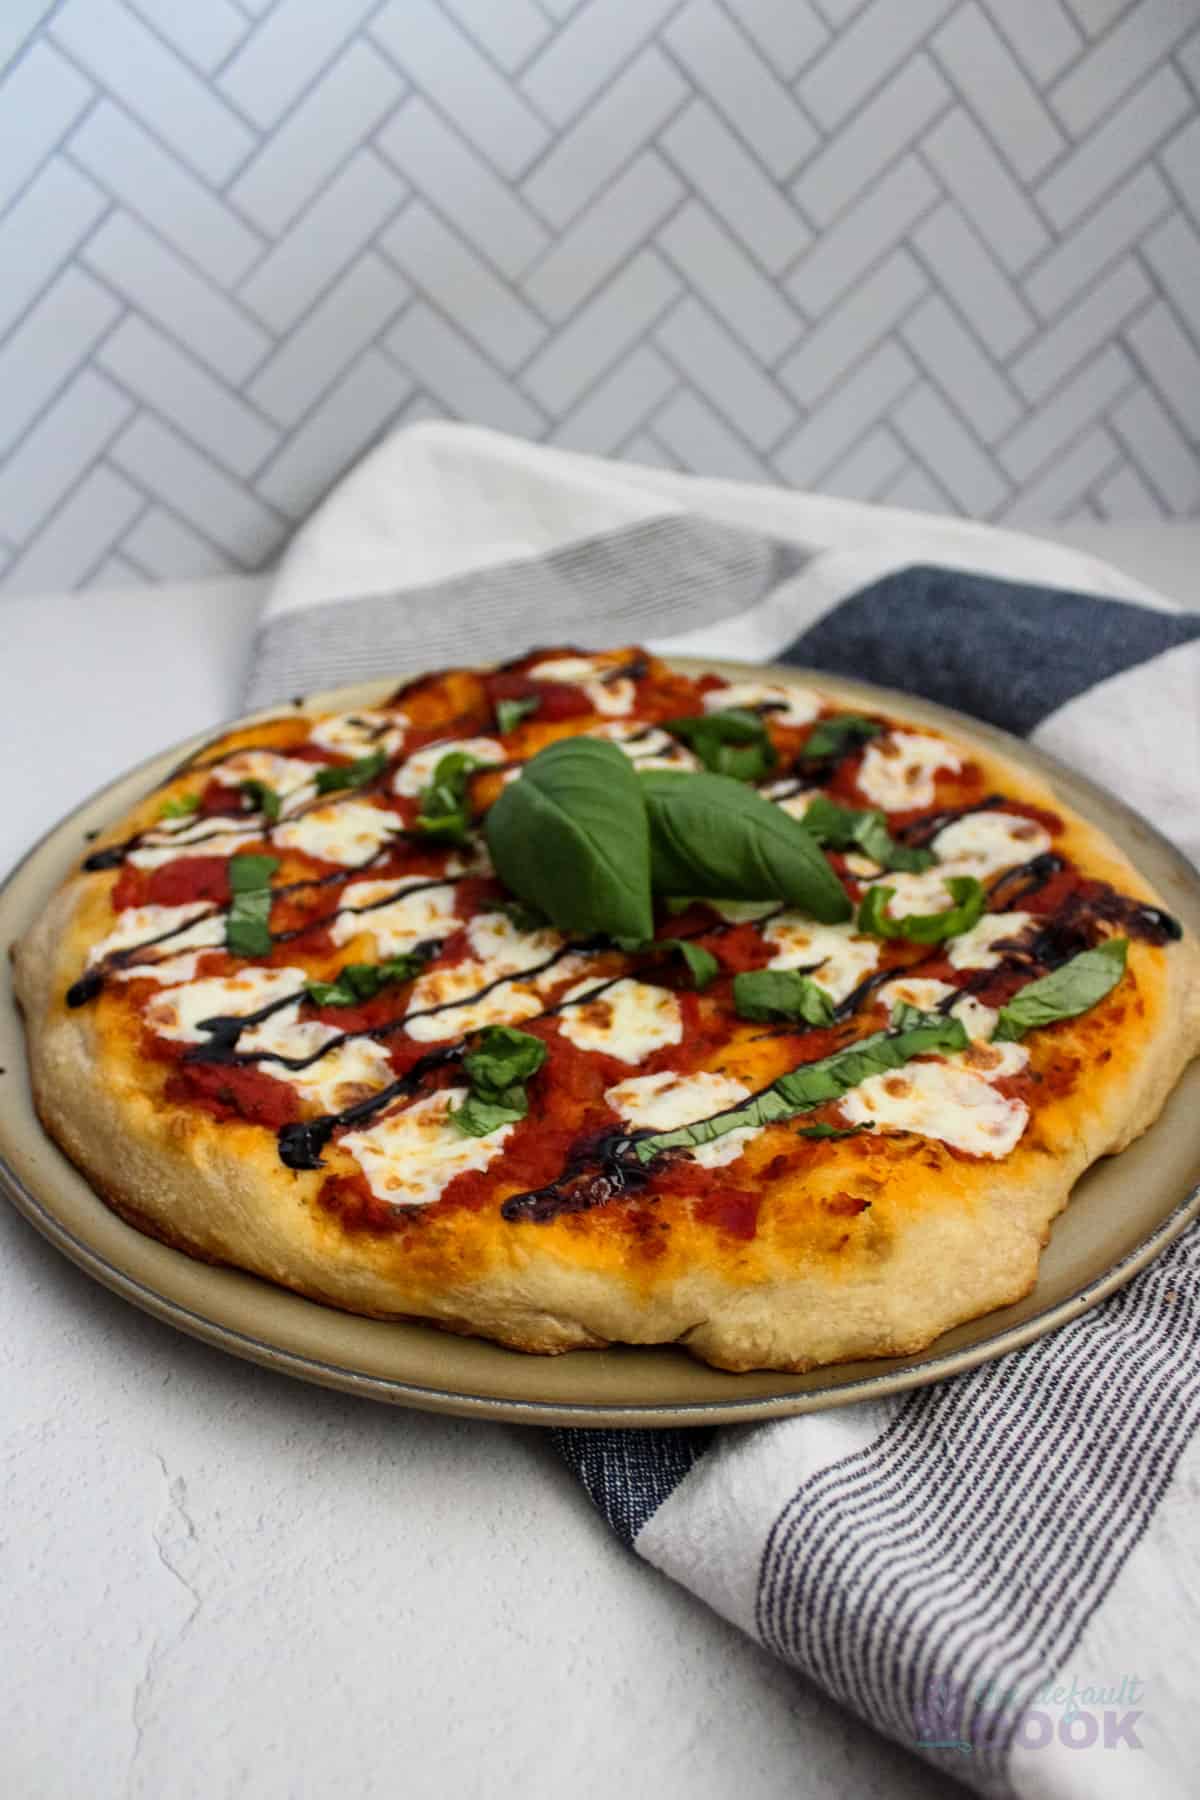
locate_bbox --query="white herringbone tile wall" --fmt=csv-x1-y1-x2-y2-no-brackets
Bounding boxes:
1,0,1199,594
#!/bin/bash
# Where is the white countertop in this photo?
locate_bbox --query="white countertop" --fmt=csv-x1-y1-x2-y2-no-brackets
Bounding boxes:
3,527,1195,1799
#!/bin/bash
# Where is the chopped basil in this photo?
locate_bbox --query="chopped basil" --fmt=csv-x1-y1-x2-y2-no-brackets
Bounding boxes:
733,969,834,1025
413,750,484,845
632,1008,967,1162
616,936,720,990
304,954,425,1008
662,708,777,783
486,738,654,941
857,875,986,944
450,1024,548,1138
800,715,882,762
993,937,1128,1043
239,778,281,823
225,853,279,957
496,695,540,735
639,770,851,923
314,749,387,795
797,1119,875,1140
801,794,934,874
159,793,199,820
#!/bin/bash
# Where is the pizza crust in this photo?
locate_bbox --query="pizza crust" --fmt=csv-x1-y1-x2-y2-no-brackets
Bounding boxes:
13,684,1200,1374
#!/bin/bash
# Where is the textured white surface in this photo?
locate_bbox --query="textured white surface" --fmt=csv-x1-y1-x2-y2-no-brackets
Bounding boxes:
3,522,1195,1797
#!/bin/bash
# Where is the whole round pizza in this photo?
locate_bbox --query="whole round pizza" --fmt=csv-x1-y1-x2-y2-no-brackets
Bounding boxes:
13,648,1200,1372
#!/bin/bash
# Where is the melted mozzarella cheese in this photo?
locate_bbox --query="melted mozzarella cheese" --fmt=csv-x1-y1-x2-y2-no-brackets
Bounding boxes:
88,903,214,965
308,709,407,757
342,1087,513,1207
865,868,957,917
590,722,698,771
840,1062,1028,1157
761,781,821,823
331,879,459,955
763,916,880,1001
703,681,821,727
605,1069,757,1168
876,978,1024,1072
130,821,260,868
273,799,399,865
557,978,683,1064
932,811,1052,878
402,912,576,1043
857,731,962,811
144,967,304,1044
947,910,1033,970
391,737,504,797
238,1009,395,1112
526,655,634,717
213,749,317,815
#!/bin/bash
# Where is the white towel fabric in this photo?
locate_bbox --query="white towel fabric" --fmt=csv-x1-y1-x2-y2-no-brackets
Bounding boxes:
251,423,1200,1799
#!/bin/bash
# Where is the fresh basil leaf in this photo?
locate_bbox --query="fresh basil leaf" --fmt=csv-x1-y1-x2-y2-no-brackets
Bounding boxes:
159,792,199,820
993,937,1128,1043
662,708,777,783
639,770,850,923
450,1088,529,1137
801,794,934,873
797,1119,875,1140
633,1009,967,1162
496,695,540,735
733,969,834,1025
239,778,281,823
462,1024,547,1096
616,937,720,990
800,714,882,762
413,750,483,844
857,875,986,944
314,749,387,795
305,954,425,1008
225,853,279,957
485,738,654,941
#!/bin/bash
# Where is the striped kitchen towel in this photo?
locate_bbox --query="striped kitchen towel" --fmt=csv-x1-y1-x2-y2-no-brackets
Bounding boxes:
249,422,1200,1800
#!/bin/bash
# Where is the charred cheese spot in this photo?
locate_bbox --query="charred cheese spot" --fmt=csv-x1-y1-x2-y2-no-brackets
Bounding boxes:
841,1062,1028,1158
763,916,880,1001
341,1088,513,1207
557,978,683,1063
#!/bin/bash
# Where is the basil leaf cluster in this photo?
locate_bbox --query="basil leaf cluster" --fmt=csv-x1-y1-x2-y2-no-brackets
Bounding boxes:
225,854,279,957
800,714,882,762
733,969,834,1025
802,794,934,873
662,708,777,782
993,937,1128,1042
159,792,199,820
451,1024,548,1138
414,750,483,844
314,749,388,795
239,778,281,823
858,875,986,943
632,1008,967,1162
305,954,425,1008
496,695,540,734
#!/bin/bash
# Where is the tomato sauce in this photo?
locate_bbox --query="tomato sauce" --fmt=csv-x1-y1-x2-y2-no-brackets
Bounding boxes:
165,1060,299,1128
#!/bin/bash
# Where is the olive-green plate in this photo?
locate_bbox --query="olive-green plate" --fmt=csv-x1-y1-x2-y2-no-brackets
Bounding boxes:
2,661,1197,1427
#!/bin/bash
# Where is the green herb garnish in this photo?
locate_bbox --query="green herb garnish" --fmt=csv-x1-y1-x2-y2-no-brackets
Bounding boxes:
797,1119,875,1140
314,749,387,795
799,714,882,762
450,1024,548,1137
413,750,484,845
733,969,835,1025
857,875,986,944
305,954,426,1008
239,778,281,823
662,708,777,783
225,854,280,957
496,695,540,735
801,794,934,873
993,938,1128,1042
616,937,720,990
159,793,200,820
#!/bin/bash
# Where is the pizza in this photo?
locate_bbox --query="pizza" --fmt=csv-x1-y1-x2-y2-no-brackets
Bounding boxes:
13,647,1200,1373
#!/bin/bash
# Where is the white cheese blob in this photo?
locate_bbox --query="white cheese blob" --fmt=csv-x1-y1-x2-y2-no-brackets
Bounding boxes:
590,721,698,771
932,811,1052,878
238,1008,395,1113
402,912,575,1043
604,1069,758,1168
865,868,957,917
703,681,821,728
144,967,305,1044
89,903,215,965
130,820,261,868
391,737,504,797
840,1062,1028,1158
557,978,683,1064
947,910,1033,971
526,655,635,717
308,709,407,757
273,799,399,866
857,731,962,811
342,1087,514,1207
763,916,880,1002
876,978,1025,1074
213,749,317,816
331,879,459,956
